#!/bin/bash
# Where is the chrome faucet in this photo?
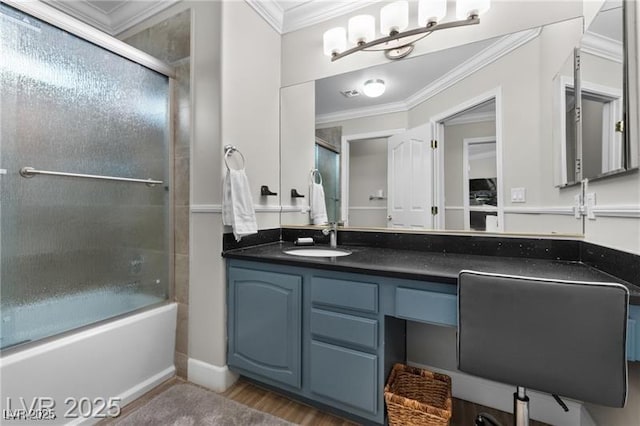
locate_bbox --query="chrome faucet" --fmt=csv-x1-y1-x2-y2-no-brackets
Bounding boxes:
322,222,338,248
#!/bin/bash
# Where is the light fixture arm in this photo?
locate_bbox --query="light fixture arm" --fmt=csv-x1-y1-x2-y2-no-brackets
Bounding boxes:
330,16,479,62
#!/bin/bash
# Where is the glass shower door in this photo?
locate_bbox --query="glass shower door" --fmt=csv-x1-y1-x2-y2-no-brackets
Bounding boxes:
0,4,170,349
315,143,340,223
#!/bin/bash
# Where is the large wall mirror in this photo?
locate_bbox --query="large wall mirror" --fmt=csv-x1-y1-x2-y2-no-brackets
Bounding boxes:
556,0,634,186
280,2,634,237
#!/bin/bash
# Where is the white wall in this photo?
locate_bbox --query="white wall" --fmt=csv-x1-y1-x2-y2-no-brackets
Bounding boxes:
470,155,497,179
281,0,583,86
348,138,388,227
280,81,316,225
120,0,281,389
222,1,281,230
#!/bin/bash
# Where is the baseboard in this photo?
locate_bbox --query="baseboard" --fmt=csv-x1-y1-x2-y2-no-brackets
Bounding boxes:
408,362,595,426
70,366,176,426
187,358,239,392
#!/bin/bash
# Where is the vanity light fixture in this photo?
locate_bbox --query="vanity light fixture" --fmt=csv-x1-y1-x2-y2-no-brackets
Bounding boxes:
323,0,490,62
363,79,386,97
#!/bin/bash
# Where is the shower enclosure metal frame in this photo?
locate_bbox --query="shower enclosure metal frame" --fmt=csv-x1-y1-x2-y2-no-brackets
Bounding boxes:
2,1,175,78
0,0,177,351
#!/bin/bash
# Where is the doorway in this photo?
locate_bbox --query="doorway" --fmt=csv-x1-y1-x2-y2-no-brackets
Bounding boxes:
431,89,503,232
464,138,498,231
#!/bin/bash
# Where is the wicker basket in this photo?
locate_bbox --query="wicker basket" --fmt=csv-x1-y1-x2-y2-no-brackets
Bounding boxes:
384,363,452,426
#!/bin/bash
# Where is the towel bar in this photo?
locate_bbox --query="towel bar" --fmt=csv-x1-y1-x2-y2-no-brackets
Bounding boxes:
19,166,162,186
224,145,246,170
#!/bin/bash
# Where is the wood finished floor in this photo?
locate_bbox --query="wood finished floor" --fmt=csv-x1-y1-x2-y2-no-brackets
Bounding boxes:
100,377,549,426
223,378,550,426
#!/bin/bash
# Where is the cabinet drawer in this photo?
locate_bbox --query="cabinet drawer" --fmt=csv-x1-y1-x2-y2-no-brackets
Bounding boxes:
311,277,378,313
311,308,378,350
309,340,378,415
396,287,457,326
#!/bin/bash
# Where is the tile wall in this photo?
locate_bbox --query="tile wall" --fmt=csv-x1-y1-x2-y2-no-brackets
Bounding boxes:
123,10,191,378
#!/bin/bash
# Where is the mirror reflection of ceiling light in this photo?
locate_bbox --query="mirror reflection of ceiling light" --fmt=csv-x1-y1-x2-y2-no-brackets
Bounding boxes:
363,79,386,98
323,0,491,62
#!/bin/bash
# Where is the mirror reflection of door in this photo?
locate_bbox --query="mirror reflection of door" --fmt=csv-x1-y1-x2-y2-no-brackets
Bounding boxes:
440,99,500,232
387,123,433,229
581,89,623,177
315,139,340,223
464,139,498,231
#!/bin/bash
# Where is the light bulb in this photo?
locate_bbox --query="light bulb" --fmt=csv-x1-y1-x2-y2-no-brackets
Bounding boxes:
363,79,385,98
323,27,346,57
418,0,447,26
380,1,409,35
456,0,491,19
348,15,375,45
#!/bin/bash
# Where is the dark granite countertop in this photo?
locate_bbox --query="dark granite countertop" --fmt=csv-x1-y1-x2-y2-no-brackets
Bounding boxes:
223,242,640,305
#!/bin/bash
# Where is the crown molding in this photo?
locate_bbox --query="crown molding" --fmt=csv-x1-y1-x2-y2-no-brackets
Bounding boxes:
283,0,380,34
316,100,408,125
445,111,495,126
244,0,379,35
581,31,623,64
244,0,284,34
405,27,541,109
112,0,180,36
316,28,540,125
44,0,112,33
45,0,178,36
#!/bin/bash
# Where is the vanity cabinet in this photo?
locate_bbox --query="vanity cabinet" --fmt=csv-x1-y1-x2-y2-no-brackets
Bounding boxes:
227,266,302,389
227,259,640,423
227,260,395,423
308,276,381,417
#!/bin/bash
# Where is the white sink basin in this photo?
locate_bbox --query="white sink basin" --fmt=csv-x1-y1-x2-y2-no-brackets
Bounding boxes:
283,248,352,257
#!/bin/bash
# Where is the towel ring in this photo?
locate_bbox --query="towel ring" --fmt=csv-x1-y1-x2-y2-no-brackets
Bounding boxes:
310,169,323,185
224,145,246,171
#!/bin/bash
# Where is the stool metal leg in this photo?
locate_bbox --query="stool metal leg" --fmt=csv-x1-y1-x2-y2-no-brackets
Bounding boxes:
514,387,530,426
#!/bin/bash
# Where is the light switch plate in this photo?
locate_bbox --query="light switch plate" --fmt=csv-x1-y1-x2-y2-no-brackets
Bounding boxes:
511,187,526,203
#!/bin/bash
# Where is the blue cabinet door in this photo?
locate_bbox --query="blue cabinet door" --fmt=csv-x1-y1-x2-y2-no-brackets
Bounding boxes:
228,267,302,388
309,340,378,417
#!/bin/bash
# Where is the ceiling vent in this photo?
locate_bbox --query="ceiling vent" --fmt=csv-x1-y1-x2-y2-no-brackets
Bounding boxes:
340,89,360,98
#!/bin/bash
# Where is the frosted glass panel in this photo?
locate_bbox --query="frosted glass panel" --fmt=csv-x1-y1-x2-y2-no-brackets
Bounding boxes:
315,144,340,223
0,4,170,349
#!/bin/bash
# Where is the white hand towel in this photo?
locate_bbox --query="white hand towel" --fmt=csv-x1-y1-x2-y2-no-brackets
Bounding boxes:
310,182,328,225
223,169,258,241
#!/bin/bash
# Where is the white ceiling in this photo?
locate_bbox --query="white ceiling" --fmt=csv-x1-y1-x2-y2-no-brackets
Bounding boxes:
87,0,127,14
45,0,180,35
315,37,497,116
44,0,376,36
588,1,622,42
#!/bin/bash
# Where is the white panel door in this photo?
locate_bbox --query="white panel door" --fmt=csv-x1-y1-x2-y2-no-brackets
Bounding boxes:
387,124,433,229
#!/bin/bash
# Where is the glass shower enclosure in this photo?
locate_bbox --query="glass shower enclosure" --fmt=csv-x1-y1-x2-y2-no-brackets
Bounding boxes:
0,3,172,350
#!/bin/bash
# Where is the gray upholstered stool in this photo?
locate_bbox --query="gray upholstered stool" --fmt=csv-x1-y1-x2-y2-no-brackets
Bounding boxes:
457,270,629,426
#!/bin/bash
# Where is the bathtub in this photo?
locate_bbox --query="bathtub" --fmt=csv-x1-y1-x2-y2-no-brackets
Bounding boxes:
0,302,177,425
